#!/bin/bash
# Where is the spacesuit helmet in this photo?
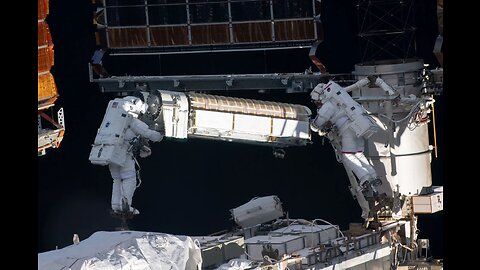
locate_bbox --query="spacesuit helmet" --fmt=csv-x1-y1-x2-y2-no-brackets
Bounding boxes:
122,96,147,115
310,83,325,101
145,92,162,120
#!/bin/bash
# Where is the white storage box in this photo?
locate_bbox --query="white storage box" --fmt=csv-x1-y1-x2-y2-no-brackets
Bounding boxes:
231,196,283,228
270,224,339,248
351,232,382,250
244,234,305,261
192,235,245,268
412,191,443,214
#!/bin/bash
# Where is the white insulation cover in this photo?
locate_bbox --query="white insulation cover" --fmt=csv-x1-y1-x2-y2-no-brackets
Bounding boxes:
366,116,432,196
38,231,202,270
216,259,255,270
163,91,312,146
158,90,189,139
231,195,283,228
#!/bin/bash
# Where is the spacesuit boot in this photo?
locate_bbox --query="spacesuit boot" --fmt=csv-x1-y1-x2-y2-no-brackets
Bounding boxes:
121,176,140,215
121,197,140,215
361,209,370,220
391,189,403,219
357,175,371,193
358,176,381,201
370,178,382,187
370,185,379,200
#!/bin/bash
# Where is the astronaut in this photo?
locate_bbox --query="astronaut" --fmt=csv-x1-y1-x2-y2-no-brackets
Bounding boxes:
89,95,163,215
310,81,381,195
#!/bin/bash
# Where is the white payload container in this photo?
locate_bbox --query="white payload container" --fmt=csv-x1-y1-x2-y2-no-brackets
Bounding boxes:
231,196,284,228
270,224,339,248
244,234,305,261
192,235,245,268
412,187,443,214
149,90,312,147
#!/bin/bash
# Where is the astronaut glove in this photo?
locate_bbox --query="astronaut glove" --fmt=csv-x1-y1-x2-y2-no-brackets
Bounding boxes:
139,146,152,158
150,132,163,142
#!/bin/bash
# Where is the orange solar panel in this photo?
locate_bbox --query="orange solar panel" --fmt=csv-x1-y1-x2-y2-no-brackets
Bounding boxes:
38,21,53,47
38,0,57,106
38,46,54,74
38,73,58,104
38,0,49,21
38,0,64,155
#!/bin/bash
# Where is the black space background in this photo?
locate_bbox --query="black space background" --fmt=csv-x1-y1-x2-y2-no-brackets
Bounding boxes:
36,0,447,261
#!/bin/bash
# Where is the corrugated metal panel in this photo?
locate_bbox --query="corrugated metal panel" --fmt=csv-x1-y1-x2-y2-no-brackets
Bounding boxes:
189,93,311,120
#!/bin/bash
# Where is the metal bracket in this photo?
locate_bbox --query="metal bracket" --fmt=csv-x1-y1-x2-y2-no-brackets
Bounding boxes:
173,80,180,88
57,108,65,128
287,81,304,93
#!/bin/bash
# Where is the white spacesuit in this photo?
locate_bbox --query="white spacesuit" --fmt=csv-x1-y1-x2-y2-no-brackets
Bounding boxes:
310,81,381,194
89,96,163,215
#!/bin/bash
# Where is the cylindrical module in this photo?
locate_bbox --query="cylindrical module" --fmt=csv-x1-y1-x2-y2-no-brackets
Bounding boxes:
153,90,312,147
366,115,432,196
352,60,433,196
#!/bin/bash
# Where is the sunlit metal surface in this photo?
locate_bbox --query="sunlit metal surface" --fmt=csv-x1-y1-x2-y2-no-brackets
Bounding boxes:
189,92,311,120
